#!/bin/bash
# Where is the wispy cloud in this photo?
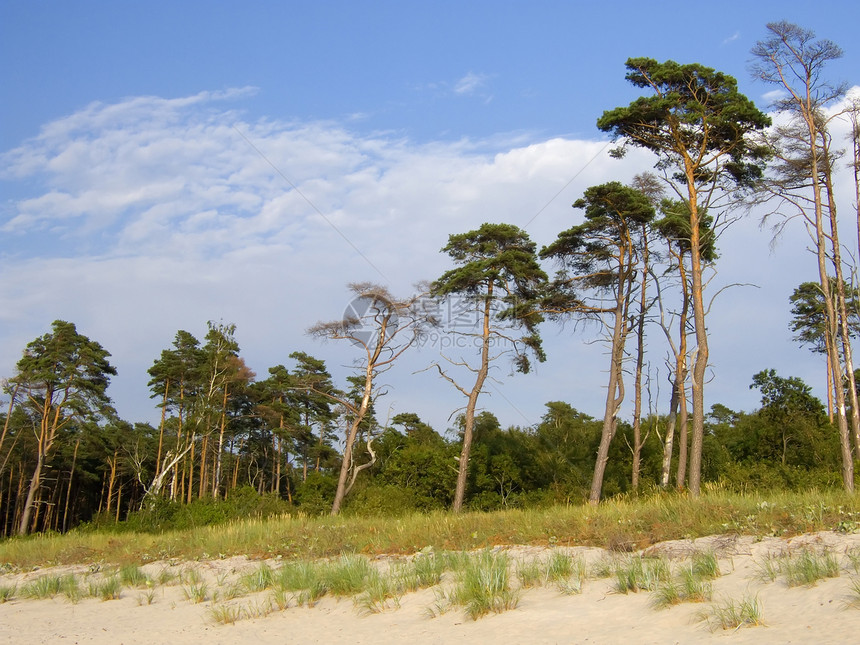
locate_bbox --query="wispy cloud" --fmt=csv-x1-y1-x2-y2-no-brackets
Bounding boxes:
454,72,489,95
722,31,740,45
0,89,636,428
3,87,844,433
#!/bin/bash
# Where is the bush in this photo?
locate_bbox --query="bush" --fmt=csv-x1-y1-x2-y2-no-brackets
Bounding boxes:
79,487,292,533
344,484,437,516
718,462,842,492
294,472,337,515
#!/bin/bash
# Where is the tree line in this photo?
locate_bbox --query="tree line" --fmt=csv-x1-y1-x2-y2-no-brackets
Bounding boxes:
2,22,859,536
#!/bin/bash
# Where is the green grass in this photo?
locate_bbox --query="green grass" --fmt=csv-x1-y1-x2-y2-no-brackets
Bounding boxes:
846,577,860,609
691,551,721,580
0,583,16,602
610,555,670,594
699,595,765,630
652,567,713,608
118,564,150,587
516,559,543,588
240,563,275,592
449,550,519,620
354,570,401,614
756,548,841,587
2,490,858,570
20,574,78,600
88,575,122,601
208,603,243,625
182,580,209,603
321,555,373,596
781,550,840,587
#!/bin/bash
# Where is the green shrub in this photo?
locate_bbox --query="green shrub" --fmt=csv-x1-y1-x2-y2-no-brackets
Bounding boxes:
344,484,434,516
295,472,337,516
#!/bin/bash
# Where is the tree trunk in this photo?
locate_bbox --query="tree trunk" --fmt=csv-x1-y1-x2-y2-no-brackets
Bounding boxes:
154,379,169,480
62,439,79,532
631,225,649,491
589,266,632,504
686,171,709,497
18,454,44,536
822,145,860,461
588,326,625,504
331,364,374,515
452,293,492,512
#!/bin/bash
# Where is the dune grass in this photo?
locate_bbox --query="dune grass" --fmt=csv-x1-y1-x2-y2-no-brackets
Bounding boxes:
699,595,765,630
756,548,842,587
448,550,519,620
0,583,16,602
1,489,858,570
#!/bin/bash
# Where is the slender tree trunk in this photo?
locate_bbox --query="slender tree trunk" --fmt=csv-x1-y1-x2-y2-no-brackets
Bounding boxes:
686,173,709,496
115,483,122,522
18,402,60,536
631,225,649,491
661,380,678,488
105,451,118,517
826,350,835,423
0,383,20,478
18,454,44,536
822,144,860,460
675,354,690,489
274,419,283,494
590,252,634,504
589,307,626,504
331,364,375,515
154,379,169,480
186,436,195,504
453,292,492,512
62,439,78,532
199,435,208,499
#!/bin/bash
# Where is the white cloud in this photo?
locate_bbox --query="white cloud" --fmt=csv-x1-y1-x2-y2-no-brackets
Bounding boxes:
3,88,856,432
454,72,489,95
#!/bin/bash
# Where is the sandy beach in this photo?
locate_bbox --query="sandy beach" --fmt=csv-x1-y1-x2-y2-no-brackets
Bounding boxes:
2,531,860,645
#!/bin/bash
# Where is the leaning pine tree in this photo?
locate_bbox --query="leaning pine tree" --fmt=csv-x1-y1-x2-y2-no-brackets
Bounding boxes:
597,58,770,496
541,182,655,503
430,223,547,512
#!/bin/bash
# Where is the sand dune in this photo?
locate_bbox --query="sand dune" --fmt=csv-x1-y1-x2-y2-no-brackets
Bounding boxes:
2,531,860,644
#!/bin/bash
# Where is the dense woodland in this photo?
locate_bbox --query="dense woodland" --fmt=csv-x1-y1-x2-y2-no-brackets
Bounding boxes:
2,22,860,537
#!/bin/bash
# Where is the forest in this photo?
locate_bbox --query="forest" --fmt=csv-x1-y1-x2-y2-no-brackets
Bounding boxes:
2,22,859,538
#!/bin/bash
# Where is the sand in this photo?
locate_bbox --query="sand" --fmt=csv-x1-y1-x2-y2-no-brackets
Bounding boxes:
2,531,860,644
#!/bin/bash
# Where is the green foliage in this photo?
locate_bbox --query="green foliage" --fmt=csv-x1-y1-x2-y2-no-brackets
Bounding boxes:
789,281,860,355
295,472,337,515
598,58,771,185
91,486,293,533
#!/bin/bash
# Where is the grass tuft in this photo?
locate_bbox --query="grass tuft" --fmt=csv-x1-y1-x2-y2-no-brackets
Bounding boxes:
182,581,209,603
450,550,519,620
781,549,840,587
652,567,712,609
89,575,122,601
0,583,17,603
611,555,670,594
321,555,373,597
21,574,77,600
241,563,274,593
354,570,401,614
208,603,243,625
699,595,765,631
691,551,721,580
118,564,150,588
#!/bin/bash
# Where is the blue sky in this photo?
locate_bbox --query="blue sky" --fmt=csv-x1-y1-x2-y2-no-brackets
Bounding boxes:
1,1,859,433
